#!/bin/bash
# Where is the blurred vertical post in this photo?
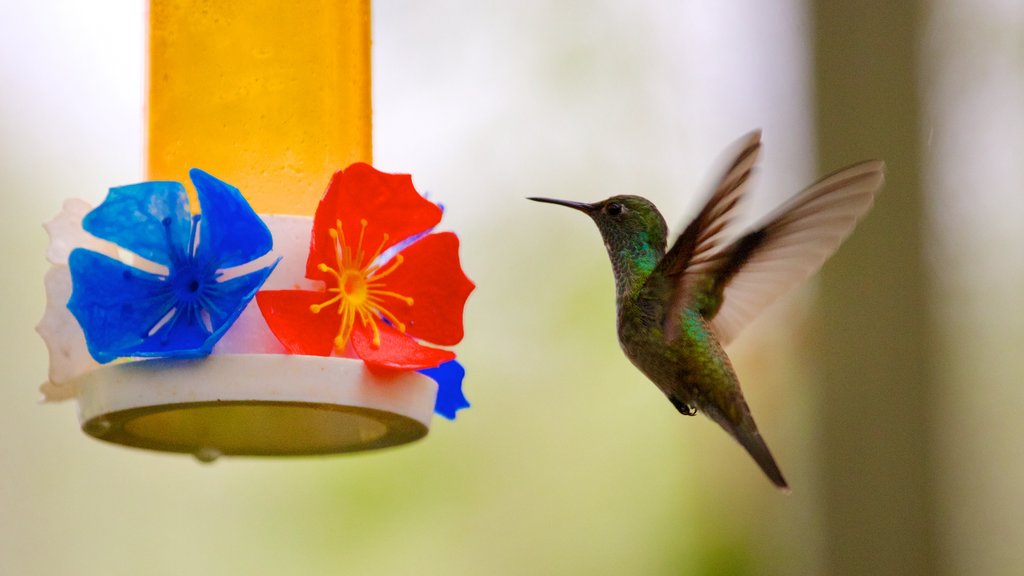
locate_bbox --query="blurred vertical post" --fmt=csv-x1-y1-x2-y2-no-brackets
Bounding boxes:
812,1,942,575
147,0,372,215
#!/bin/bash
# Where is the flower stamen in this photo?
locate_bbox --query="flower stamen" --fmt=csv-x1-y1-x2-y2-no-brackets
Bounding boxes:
309,293,343,314
316,262,344,283
365,233,390,272
369,291,414,306
355,219,368,267
355,307,380,347
369,301,407,334
310,219,414,351
369,254,404,282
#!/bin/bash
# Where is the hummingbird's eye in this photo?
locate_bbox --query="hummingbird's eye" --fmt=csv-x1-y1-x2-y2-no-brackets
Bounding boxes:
605,202,623,216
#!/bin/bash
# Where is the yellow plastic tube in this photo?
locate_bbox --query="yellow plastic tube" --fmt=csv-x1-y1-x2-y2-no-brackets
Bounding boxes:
147,0,372,215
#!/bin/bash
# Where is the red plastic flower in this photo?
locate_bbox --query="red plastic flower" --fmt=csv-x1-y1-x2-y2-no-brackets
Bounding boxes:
256,163,474,371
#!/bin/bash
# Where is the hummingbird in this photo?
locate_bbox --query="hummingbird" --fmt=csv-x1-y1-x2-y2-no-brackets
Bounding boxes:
530,130,884,490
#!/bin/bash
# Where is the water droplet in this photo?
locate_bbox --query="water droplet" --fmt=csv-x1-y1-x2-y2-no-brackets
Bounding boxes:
194,447,222,463
84,418,111,437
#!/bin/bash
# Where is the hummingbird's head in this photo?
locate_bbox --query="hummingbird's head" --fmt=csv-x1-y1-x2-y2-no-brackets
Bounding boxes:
528,195,668,256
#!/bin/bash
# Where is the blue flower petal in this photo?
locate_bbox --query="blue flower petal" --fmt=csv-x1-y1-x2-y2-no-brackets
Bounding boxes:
122,262,279,359
191,168,273,269
204,260,280,336
132,305,214,358
68,172,278,363
420,360,470,420
82,181,191,266
68,248,177,363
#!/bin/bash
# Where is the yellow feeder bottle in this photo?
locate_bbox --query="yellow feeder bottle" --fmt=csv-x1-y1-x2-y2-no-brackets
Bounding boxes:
147,0,372,215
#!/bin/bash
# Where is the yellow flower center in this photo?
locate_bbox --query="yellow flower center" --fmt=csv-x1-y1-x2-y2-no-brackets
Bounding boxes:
310,218,413,350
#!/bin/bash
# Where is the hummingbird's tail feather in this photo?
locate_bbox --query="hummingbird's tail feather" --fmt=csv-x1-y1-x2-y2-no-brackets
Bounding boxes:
703,403,789,491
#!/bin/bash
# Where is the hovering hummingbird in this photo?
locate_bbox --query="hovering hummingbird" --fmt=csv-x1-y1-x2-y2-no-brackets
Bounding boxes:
530,131,884,490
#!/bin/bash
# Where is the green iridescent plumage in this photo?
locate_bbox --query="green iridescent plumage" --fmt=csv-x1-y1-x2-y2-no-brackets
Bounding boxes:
531,131,885,489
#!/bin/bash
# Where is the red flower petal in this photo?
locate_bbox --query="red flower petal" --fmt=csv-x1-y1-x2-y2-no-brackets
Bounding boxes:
307,164,442,283
351,320,455,372
256,290,340,356
374,232,474,346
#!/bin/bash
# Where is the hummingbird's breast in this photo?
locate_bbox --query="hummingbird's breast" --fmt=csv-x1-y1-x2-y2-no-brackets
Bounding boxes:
617,298,738,411
616,297,680,387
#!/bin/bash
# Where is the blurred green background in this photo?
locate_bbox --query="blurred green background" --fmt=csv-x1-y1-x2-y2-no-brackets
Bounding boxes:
3,1,1023,575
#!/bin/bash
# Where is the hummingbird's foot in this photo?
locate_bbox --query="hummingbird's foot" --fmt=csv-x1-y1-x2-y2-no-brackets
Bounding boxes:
669,396,697,416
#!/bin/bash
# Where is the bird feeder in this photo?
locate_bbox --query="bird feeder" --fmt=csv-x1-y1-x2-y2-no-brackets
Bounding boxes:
38,0,473,461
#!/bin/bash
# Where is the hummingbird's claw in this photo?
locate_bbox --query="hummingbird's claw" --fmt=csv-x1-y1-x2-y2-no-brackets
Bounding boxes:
669,395,697,416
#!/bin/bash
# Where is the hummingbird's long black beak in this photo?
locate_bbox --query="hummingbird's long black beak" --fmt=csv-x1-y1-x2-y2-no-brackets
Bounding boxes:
527,197,595,213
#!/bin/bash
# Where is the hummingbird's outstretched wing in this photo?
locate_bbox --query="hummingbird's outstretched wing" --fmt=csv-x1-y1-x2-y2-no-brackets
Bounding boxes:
703,160,885,344
652,130,762,340
652,129,884,345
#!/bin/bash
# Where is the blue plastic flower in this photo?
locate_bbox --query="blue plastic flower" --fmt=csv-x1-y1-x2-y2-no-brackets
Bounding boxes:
420,360,470,420
68,168,278,363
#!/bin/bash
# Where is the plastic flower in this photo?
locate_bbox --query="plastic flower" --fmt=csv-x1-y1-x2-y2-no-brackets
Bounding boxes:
256,163,474,373
67,169,277,363
422,360,471,420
